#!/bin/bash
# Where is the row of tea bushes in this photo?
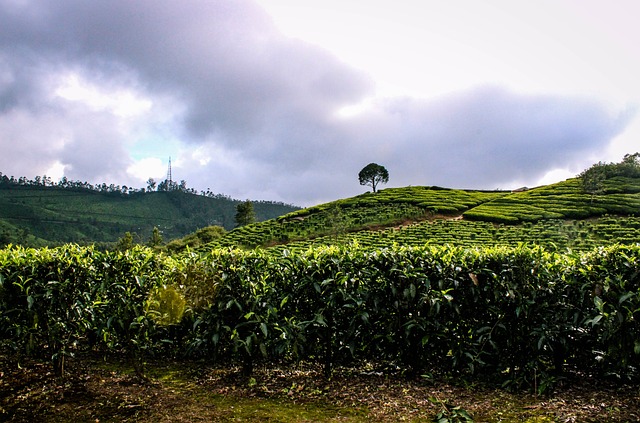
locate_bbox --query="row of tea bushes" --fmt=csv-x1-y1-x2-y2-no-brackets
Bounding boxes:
199,187,506,250
281,186,507,220
1,243,639,392
270,216,640,253
187,179,638,252
464,177,640,223
206,202,430,249
196,194,640,254
0,245,171,377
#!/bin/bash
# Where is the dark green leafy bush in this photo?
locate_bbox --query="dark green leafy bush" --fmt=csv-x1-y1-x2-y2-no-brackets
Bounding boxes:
1,243,639,391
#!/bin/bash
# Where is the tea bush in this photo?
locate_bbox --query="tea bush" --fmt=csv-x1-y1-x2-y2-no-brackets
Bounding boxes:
1,243,639,391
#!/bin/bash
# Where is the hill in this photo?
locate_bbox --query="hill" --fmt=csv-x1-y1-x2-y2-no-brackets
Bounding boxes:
0,183,299,247
189,173,640,253
463,176,640,223
4,155,638,250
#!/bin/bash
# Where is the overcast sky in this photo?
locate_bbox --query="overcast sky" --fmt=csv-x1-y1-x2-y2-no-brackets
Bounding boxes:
1,0,638,206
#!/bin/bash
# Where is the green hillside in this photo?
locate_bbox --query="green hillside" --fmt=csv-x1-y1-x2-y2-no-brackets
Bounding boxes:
186,187,506,250
0,184,298,247
464,176,640,223
191,168,639,253
4,155,639,251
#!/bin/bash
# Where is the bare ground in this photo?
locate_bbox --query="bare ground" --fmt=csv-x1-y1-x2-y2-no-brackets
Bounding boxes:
1,353,638,422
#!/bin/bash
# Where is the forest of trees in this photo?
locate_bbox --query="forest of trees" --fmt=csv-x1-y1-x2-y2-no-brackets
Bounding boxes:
0,172,295,208
0,172,216,197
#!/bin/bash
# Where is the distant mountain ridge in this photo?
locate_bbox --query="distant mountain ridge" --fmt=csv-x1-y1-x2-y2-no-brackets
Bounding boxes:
0,180,299,247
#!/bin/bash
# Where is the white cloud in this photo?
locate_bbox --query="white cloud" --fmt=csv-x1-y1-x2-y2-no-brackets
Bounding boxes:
44,161,66,181
257,0,640,104
126,157,164,182
54,72,152,118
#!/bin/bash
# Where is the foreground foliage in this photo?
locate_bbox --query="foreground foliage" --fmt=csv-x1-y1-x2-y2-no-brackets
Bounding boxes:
1,243,639,395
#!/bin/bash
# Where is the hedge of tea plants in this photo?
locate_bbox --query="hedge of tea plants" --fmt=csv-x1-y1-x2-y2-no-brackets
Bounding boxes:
186,187,507,250
1,243,639,392
464,177,640,223
189,178,639,252
270,216,640,253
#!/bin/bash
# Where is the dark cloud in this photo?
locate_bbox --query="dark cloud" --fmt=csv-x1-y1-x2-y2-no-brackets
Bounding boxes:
0,1,634,206
174,86,633,205
0,0,373,191
236,87,633,203
0,0,372,139
57,108,133,182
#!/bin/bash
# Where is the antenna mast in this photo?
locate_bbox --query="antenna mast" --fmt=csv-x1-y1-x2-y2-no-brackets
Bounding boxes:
166,157,173,190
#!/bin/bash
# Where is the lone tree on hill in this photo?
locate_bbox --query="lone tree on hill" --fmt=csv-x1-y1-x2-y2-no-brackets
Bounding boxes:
147,226,164,248
358,163,389,193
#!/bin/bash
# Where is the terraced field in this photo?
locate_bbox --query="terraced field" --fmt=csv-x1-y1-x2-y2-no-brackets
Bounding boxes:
464,177,640,223
269,216,640,253
190,177,639,253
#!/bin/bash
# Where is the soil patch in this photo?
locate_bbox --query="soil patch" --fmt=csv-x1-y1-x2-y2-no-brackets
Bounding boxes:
1,354,638,422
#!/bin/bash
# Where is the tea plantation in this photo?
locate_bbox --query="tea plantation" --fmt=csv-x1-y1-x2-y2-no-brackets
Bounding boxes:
192,176,639,252
1,162,639,408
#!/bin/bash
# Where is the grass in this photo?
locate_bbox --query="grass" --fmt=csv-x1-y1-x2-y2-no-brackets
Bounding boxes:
143,366,369,422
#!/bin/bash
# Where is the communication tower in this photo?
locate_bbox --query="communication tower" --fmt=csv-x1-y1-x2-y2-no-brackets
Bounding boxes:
166,157,173,190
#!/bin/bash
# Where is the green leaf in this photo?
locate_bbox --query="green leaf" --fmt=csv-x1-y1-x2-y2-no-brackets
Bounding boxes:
537,336,546,350
476,326,492,335
594,296,604,311
280,296,289,308
619,292,635,304
586,314,603,326
315,314,326,326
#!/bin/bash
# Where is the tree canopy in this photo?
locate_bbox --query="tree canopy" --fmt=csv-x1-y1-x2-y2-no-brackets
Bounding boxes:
578,152,640,195
235,200,256,227
358,163,389,193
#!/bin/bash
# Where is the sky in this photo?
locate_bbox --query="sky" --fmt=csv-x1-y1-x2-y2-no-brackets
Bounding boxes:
0,0,638,207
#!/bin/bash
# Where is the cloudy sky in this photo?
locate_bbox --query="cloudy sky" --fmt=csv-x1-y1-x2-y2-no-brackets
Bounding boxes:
0,0,638,206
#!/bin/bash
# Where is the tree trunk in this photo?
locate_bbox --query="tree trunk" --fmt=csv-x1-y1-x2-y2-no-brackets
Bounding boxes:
323,316,333,378
53,352,65,377
242,353,254,378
